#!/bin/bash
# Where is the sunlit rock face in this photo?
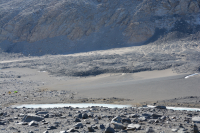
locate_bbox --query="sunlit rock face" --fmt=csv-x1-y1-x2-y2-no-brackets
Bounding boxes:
0,0,199,55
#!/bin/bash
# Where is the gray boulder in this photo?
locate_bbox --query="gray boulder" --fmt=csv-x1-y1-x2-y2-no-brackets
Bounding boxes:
111,116,122,123
22,114,44,122
74,122,83,129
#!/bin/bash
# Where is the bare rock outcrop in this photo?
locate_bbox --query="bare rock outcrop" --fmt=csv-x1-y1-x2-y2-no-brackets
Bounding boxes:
0,0,200,55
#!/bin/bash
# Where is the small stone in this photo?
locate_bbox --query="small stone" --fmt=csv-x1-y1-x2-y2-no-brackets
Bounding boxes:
172,128,178,132
74,118,81,122
36,111,49,115
146,127,155,133
88,126,95,132
122,118,131,123
74,113,82,118
29,121,38,126
84,120,90,124
44,114,49,118
47,126,57,130
127,124,141,130
67,128,76,132
100,124,105,129
60,131,67,133
18,122,28,125
129,114,140,118
74,122,83,129
92,125,98,129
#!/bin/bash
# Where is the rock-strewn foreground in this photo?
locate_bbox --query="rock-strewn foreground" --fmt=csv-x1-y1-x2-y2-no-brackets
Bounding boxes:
0,0,200,55
1,106,200,133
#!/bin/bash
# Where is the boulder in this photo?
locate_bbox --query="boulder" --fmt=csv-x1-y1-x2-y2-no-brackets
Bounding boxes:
105,126,115,133
192,117,200,123
112,123,125,130
82,113,88,119
22,114,44,122
111,116,122,123
74,122,83,129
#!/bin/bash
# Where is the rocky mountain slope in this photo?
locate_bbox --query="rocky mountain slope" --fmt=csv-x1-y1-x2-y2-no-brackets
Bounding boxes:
0,0,200,55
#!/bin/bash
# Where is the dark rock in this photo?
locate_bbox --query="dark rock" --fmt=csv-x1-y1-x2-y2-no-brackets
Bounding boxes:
18,122,28,125
47,126,57,130
88,126,95,132
74,113,82,118
105,126,115,133
36,111,49,115
122,118,131,124
138,116,147,121
67,128,77,132
130,114,140,118
100,124,105,129
43,114,49,118
193,124,199,133
0,121,6,125
74,118,81,122
155,106,166,109
152,113,162,118
82,113,88,119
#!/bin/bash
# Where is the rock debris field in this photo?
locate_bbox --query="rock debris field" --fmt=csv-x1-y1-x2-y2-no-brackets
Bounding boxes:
1,106,200,133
